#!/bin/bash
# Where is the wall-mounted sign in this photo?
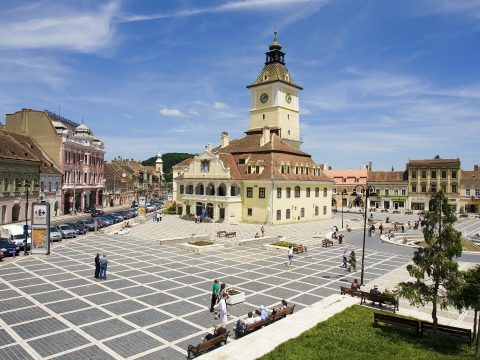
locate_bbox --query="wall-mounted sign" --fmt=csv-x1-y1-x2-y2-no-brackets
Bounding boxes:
31,203,50,255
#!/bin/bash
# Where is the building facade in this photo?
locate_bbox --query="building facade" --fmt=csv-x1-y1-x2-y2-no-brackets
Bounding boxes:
174,35,333,224
323,169,368,210
0,129,41,224
459,165,480,214
407,159,461,211
6,109,105,214
367,171,408,210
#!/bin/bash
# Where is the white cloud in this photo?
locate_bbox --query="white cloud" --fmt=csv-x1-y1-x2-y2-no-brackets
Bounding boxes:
159,108,186,117
213,101,228,109
121,113,132,118
188,109,200,116
120,0,330,22
0,1,119,52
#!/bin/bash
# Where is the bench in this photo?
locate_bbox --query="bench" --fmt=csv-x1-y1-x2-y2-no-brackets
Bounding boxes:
360,291,399,313
405,210,413,215
187,330,230,358
373,313,420,334
293,245,307,254
420,321,472,344
322,239,333,247
216,231,227,237
225,232,236,238
340,286,362,298
235,317,271,338
271,305,296,323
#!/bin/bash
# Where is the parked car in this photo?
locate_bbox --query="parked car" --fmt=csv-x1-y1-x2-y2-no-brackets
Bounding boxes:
83,207,93,213
68,222,87,235
0,238,20,256
57,224,77,239
96,217,111,227
49,227,62,242
92,209,105,216
0,249,4,260
80,219,96,231
110,213,125,222
0,224,31,250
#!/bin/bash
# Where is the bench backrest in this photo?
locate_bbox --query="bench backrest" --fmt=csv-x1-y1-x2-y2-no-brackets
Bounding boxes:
421,321,471,338
245,318,270,332
195,331,229,352
374,313,418,326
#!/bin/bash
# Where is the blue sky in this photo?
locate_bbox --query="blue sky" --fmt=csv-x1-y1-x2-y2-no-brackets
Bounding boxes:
1,0,480,171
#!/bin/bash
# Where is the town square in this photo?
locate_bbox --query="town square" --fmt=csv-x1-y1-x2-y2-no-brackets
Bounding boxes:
1,1,480,359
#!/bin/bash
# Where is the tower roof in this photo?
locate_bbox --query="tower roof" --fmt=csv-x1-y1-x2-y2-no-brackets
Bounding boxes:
247,32,302,89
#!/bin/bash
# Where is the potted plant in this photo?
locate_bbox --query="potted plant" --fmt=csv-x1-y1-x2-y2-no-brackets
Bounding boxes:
226,288,245,305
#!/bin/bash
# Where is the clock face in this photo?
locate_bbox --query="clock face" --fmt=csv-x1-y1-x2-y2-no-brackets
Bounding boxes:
285,94,292,104
260,93,268,104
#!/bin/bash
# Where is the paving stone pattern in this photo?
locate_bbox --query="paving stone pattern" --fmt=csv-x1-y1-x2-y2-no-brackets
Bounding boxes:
0,215,411,359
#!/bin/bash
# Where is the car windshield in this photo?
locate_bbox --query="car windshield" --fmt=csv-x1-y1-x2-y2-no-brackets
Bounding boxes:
50,227,58,232
59,225,70,230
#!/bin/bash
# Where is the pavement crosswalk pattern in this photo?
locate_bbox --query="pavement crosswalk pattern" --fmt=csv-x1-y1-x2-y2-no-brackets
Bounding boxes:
0,213,477,360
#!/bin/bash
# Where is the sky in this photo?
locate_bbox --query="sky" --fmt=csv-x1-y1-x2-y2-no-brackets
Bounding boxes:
1,0,479,171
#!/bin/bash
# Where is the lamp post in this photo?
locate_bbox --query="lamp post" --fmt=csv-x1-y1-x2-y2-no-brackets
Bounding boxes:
351,184,374,286
341,189,347,229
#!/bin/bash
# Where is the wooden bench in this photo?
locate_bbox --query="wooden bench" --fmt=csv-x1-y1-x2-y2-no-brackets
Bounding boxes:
235,317,271,338
322,239,333,247
186,330,229,358
225,232,236,238
293,244,307,254
420,321,472,344
360,291,399,313
340,286,362,298
373,312,420,334
270,305,295,323
216,231,227,237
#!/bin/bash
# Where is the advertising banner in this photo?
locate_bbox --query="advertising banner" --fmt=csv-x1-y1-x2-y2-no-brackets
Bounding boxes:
31,202,50,255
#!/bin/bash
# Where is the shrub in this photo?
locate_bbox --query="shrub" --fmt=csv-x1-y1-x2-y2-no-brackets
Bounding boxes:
189,240,214,246
271,241,297,247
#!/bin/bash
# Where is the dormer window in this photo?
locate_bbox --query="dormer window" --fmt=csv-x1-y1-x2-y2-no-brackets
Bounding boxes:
200,160,210,172
285,74,289,81
263,74,269,81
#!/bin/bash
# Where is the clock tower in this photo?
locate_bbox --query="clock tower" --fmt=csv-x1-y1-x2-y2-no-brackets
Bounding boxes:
246,32,303,148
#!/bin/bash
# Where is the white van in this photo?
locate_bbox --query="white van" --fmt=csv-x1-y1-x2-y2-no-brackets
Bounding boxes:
0,224,31,250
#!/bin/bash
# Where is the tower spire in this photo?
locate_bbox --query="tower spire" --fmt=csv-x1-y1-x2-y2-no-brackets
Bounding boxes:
265,28,284,65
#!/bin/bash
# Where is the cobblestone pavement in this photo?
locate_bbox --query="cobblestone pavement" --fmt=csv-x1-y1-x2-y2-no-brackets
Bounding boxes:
0,214,446,359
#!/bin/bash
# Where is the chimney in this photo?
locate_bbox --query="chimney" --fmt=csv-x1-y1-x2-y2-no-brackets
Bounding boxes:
206,143,212,152
221,131,229,148
260,126,270,146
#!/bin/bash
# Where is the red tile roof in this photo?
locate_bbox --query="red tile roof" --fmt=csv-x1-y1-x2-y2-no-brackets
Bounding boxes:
367,171,408,182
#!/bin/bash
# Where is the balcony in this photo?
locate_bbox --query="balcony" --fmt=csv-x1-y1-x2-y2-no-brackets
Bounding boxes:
181,194,241,203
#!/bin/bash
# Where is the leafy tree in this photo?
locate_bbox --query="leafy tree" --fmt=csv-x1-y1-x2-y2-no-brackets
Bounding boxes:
397,191,462,345
434,155,441,159
450,265,480,357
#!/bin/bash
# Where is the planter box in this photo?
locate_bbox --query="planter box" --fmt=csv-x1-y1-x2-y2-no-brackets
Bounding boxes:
178,242,224,253
262,244,289,254
226,291,245,305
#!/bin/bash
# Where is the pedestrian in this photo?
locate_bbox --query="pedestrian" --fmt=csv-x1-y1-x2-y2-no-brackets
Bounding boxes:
287,245,294,267
401,225,405,233
342,249,348,269
379,223,384,235
159,213,162,221
371,224,376,236
99,253,108,280
152,213,156,222
214,292,229,324
156,212,160,222
261,226,265,237
210,279,220,312
348,251,356,272
94,252,100,279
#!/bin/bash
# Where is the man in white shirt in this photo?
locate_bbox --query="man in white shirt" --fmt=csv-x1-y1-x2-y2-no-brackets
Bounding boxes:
287,246,294,266
214,292,229,324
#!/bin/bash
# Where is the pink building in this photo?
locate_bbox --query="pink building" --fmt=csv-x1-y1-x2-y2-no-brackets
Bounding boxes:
323,169,368,208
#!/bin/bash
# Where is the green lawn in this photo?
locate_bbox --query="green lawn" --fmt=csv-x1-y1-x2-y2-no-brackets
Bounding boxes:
259,305,474,360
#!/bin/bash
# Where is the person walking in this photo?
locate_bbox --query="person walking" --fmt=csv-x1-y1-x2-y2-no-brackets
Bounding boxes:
99,253,108,280
379,223,384,235
94,252,100,279
214,293,229,324
287,246,294,267
152,213,156,223
260,226,265,237
342,249,349,269
210,279,220,312
348,251,356,272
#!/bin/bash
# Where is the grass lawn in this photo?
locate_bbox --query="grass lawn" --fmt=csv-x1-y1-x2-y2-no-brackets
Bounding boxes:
259,305,474,360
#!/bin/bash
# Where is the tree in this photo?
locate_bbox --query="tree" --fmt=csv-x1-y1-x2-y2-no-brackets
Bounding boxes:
434,155,441,159
450,265,480,357
397,191,463,345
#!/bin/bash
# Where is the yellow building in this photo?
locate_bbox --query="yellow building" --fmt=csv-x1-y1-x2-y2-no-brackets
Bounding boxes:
175,35,333,224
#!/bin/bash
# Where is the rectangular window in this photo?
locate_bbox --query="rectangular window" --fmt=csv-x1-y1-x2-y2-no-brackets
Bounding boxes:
180,185,184,194
441,184,446,192
431,184,437,193
286,187,291,198
259,187,265,198
421,170,426,179
286,209,291,219
342,178,347,183
475,189,480,197
355,178,359,183
306,188,311,197
247,187,253,198
452,184,457,193
384,189,389,196
412,185,417,193
315,206,319,216
452,170,457,179
421,185,427,193
294,187,300,198
441,170,447,178
431,170,436,178
300,208,305,217
3,178,9,192
247,208,252,216
323,188,327,197
394,189,399,196
331,188,335,195
239,158,245,164
412,170,417,179
323,206,327,215
465,189,470,196
276,209,281,220
277,187,282,198
55,181,59,191
402,188,406,196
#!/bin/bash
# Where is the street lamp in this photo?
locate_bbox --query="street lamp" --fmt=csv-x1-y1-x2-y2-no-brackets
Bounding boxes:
351,184,374,286
341,189,347,229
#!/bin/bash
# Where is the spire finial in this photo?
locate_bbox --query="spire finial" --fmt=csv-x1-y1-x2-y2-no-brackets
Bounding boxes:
274,26,278,39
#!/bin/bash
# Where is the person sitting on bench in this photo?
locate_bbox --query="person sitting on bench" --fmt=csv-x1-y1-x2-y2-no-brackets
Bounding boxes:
370,285,383,306
351,278,361,292
235,311,255,332
272,299,288,315
253,309,262,322
258,305,270,320
204,324,227,341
